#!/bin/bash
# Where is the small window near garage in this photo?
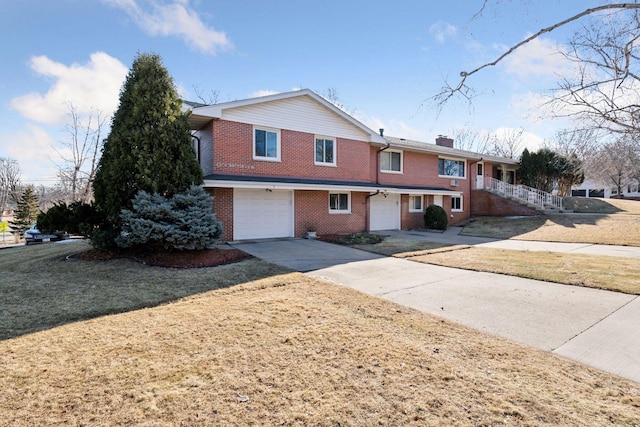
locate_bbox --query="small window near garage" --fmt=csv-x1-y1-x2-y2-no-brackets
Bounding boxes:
315,136,336,166
438,158,465,178
254,127,280,161
408,195,423,212
329,192,350,213
380,150,402,173
451,196,463,212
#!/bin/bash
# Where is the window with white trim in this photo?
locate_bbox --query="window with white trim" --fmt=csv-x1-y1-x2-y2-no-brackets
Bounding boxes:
408,195,423,212
380,150,402,173
253,127,280,161
315,136,336,165
329,192,350,213
451,196,463,212
438,158,465,178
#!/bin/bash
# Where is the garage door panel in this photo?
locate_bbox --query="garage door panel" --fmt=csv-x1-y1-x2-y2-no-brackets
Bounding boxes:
370,194,400,231
234,189,293,240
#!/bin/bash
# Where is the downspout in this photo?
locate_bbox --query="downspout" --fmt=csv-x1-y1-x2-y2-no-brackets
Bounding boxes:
191,132,201,164
376,128,390,185
368,129,389,233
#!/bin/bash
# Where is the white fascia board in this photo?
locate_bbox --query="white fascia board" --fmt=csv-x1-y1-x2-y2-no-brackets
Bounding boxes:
203,179,461,196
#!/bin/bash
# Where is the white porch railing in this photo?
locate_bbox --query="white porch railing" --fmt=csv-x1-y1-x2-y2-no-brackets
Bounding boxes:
484,177,564,211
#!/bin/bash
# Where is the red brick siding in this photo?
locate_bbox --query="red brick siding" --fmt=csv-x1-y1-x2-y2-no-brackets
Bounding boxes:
376,151,463,189
212,120,371,182
400,194,424,230
374,150,472,224
295,190,367,237
208,187,234,240
470,189,541,217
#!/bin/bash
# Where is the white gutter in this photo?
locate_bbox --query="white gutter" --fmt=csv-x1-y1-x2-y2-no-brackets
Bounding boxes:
203,179,461,196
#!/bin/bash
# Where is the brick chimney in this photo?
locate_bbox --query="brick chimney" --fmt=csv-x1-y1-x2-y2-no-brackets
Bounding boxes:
435,136,454,148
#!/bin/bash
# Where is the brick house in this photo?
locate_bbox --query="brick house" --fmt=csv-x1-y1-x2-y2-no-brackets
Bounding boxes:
187,89,519,241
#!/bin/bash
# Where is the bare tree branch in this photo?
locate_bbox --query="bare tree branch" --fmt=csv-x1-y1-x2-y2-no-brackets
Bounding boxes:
434,3,640,108
54,103,106,204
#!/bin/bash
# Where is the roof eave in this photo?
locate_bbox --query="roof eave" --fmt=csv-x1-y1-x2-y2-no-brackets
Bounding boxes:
202,177,461,196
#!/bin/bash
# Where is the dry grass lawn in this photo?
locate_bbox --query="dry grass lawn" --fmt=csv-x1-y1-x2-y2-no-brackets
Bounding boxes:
348,237,465,257
564,197,640,214
406,247,640,295
461,198,640,246
0,241,284,340
2,243,640,425
461,214,640,246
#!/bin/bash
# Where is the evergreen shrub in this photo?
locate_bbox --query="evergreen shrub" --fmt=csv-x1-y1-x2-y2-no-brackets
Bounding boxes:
116,185,222,251
423,204,448,231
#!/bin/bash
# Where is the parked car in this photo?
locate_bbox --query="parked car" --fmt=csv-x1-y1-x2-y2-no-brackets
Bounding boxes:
25,224,68,245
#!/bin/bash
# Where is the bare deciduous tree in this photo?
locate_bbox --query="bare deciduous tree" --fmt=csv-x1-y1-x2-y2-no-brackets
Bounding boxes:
321,87,357,116
543,128,599,160
54,103,106,204
450,128,493,153
433,3,640,141
590,136,635,195
543,128,600,180
550,10,640,137
490,128,524,159
193,85,221,105
0,157,21,220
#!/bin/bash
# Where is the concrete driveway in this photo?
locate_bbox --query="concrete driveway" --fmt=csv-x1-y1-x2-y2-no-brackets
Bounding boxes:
231,238,640,383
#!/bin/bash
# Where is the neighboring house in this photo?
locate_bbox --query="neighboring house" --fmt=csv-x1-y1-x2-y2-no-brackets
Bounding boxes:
188,89,520,241
572,178,640,199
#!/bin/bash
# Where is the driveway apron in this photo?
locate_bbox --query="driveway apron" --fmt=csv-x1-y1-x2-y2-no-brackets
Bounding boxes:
231,238,640,383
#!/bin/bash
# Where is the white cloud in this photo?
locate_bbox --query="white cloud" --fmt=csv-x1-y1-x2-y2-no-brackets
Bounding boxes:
0,125,59,184
103,0,232,55
500,36,573,80
429,21,457,44
10,52,128,125
251,90,279,98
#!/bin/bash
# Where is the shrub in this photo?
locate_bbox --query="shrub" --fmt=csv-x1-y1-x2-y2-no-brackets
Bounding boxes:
116,185,222,251
424,204,448,231
37,201,104,239
329,233,384,245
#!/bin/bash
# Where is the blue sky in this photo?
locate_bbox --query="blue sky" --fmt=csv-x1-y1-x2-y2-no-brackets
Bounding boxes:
1,0,605,183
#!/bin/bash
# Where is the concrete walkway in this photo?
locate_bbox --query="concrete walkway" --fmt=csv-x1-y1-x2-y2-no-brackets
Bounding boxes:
232,237,640,384
382,227,640,259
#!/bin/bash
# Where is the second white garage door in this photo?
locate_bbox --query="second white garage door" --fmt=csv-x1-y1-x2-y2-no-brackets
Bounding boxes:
370,193,400,231
233,189,294,240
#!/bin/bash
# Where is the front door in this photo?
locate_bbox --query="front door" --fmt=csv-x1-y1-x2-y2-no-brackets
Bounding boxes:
476,162,484,189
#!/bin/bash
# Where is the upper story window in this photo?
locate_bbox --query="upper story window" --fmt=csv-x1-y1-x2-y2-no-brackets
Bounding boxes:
438,158,465,178
329,192,350,213
409,195,423,213
315,136,336,166
380,150,402,173
254,127,280,161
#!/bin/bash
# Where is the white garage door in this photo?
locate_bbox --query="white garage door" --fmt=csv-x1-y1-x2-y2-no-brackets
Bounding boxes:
233,189,294,240
370,193,400,231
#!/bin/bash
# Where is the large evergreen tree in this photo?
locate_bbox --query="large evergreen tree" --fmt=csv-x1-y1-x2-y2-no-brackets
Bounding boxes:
93,53,202,245
9,186,39,237
519,148,583,196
